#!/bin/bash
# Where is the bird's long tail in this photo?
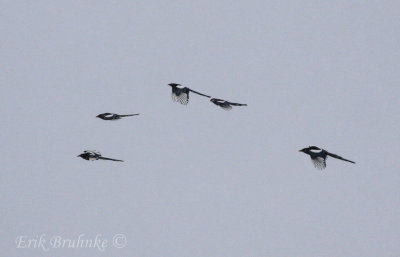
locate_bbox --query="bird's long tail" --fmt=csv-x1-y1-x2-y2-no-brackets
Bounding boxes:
230,103,247,106
119,114,139,117
98,156,124,162
327,152,355,164
189,89,211,98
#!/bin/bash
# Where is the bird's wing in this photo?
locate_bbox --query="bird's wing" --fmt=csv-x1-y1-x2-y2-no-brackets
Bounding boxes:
311,156,326,170
171,87,189,105
98,156,124,162
327,152,355,164
220,104,232,111
171,91,189,105
188,88,211,98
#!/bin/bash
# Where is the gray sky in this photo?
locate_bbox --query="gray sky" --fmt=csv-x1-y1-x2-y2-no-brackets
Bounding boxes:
1,1,399,256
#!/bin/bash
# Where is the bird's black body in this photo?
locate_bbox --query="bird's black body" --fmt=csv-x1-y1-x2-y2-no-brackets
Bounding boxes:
96,113,139,120
299,146,355,169
77,150,123,162
210,98,247,110
168,83,210,105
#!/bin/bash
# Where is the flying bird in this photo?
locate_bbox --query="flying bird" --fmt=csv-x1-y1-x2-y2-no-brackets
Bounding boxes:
168,83,210,105
96,113,139,120
77,150,124,162
210,98,247,110
299,146,355,169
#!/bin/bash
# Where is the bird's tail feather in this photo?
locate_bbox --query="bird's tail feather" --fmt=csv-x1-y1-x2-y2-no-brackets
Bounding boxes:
119,114,139,117
327,152,355,164
189,89,211,98
98,156,124,162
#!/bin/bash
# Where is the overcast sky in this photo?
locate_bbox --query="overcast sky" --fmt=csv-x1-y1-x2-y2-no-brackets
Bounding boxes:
1,1,399,256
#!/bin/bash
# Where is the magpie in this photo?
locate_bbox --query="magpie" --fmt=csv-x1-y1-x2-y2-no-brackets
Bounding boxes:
77,150,124,162
299,146,355,169
210,98,247,110
168,83,210,105
96,113,139,120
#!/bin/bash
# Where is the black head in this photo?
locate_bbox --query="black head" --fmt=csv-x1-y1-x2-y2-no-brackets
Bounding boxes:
299,146,320,153
210,98,223,103
96,113,111,118
299,148,308,153
77,153,84,158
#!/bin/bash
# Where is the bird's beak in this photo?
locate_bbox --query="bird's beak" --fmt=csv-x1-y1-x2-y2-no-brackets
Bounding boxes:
298,150,302,152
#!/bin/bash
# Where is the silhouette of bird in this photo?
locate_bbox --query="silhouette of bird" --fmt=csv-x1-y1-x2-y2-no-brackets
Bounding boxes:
77,150,123,162
210,98,247,110
299,146,355,169
168,83,210,105
96,113,139,120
